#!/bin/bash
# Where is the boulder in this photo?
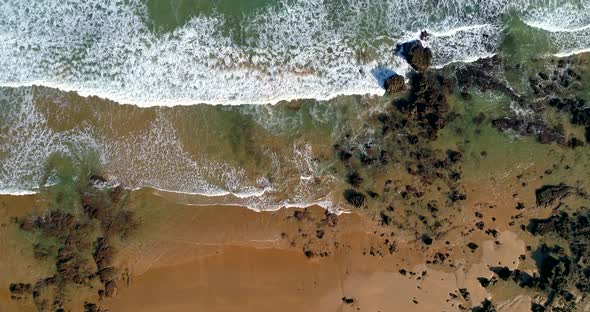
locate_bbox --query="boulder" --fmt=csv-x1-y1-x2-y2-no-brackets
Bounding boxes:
395,40,433,72
384,74,406,93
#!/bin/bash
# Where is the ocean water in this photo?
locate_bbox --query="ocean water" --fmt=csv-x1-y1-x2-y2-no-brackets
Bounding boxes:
1,0,589,105
1,0,590,209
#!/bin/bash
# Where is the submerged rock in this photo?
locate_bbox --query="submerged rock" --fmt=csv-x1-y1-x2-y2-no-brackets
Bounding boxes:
491,118,567,146
395,40,432,72
343,189,366,208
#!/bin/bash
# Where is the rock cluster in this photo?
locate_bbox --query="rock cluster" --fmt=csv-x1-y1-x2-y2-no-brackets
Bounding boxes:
9,175,138,312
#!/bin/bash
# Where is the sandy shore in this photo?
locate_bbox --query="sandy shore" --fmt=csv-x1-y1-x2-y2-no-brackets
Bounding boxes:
0,184,536,312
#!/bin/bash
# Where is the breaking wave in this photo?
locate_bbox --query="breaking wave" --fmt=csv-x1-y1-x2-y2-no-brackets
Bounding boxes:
1,0,588,106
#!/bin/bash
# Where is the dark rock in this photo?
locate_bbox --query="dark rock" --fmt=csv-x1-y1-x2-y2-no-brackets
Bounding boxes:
323,211,338,227
384,74,406,94
316,229,325,239
380,211,392,226
342,297,354,304
567,137,584,148
477,277,490,288
535,184,572,207
419,30,429,40
447,150,462,163
472,299,497,312
530,303,546,312
395,40,433,72
343,189,366,208
459,288,470,301
84,302,100,312
293,210,306,221
422,234,433,245
367,190,379,198
456,56,518,101
104,280,117,297
338,150,352,162
467,242,479,251
528,212,570,237
449,190,467,202
9,283,31,294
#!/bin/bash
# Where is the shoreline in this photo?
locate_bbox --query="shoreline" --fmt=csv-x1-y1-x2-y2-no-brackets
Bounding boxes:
2,49,589,108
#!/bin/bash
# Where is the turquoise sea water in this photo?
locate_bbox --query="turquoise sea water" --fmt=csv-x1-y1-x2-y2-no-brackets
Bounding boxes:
1,0,589,105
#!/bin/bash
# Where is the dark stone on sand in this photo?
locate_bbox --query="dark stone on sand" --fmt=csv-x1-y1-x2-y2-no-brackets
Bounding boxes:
384,74,406,93
104,280,117,297
459,288,470,300
449,190,467,202
472,299,497,312
422,234,433,245
316,229,325,239
84,302,100,312
342,297,355,304
9,283,31,294
380,211,392,226
535,184,572,207
343,189,366,208
490,266,511,280
395,40,433,72
467,242,479,251
293,210,306,221
477,277,490,288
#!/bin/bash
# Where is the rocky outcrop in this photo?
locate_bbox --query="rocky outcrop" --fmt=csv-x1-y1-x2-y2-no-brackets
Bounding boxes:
394,72,450,140
534,184,573,207
395,40,433,72
484,209,590,311
384,74,406,94
471,299,497,312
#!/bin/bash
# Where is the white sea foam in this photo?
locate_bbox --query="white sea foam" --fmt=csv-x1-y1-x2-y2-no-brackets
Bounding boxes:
1,0,588,106
0,87,103,192
0,189,37,196
0,86,335,211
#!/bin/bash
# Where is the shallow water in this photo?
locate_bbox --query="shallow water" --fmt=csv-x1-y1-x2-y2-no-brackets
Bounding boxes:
2,0,590,212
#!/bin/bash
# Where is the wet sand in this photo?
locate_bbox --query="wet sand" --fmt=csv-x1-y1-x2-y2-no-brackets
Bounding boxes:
0,187,530,312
